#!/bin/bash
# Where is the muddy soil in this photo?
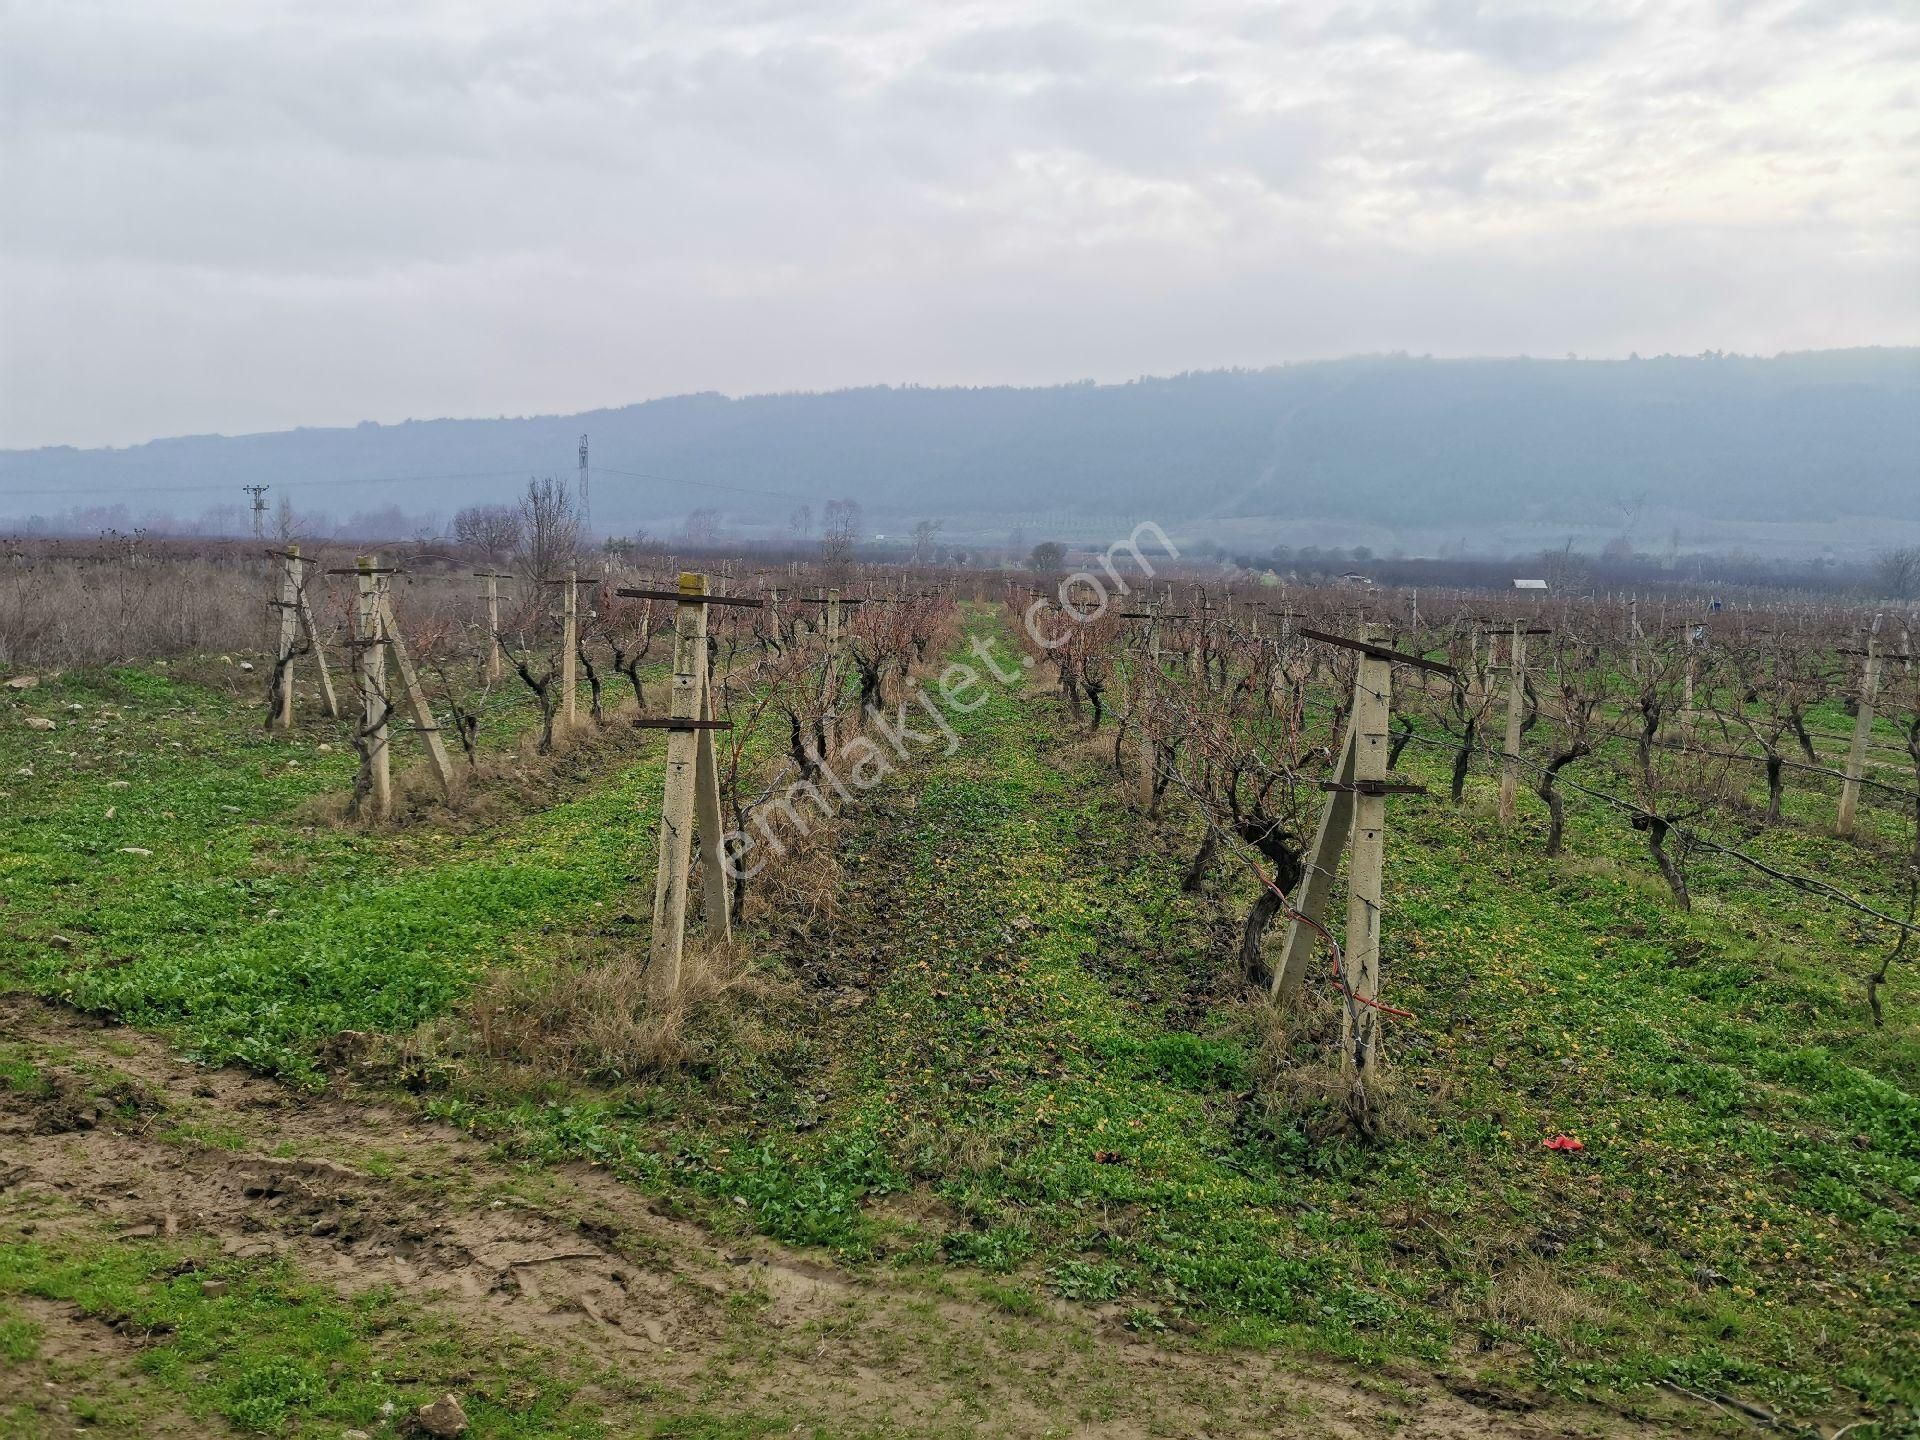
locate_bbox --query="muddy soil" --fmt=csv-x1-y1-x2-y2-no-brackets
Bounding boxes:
0,995,1702,1438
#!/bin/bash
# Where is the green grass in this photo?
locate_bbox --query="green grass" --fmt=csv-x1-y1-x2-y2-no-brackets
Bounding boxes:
5,612,1916,1432
0,1228,605,1437
2,660,673,1082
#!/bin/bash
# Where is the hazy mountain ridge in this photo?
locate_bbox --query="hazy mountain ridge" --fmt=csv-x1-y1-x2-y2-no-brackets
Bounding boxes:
4,350,1915,551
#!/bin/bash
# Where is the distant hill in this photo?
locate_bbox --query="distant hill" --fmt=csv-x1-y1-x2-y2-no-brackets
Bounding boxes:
4,349,1916,557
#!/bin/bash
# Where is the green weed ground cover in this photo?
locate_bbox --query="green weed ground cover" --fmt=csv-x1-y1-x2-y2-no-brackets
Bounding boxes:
3,615,1915,1432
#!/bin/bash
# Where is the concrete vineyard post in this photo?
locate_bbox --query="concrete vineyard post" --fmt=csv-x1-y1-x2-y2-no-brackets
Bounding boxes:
1836,619,1883,838
296,558,339,720
1271,720,1358,1004
273,546,299,729
377,593,457,802
648,572,727,999
1499,620,1527,824
1682,641,1698,743
1341,627,1392,1079
825,586,842,743
561,566,579,730
481,574,503,683
355,555,391,819
692,634,732,947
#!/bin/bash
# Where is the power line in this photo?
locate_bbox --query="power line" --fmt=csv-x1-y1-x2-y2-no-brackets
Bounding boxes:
591,465,813,506
0,462,816,508
0,469,534,500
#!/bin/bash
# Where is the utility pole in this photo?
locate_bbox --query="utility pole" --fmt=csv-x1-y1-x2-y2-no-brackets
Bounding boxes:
242,484,270,540
577,433,590,536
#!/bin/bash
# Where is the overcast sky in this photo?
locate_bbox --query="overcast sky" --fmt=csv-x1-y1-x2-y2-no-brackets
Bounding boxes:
1,0,1914,450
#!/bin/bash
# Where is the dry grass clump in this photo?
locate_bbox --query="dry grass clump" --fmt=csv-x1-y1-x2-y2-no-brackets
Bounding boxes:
1242,987,1411,1143
1466,1257,1612,1346
744,806,845,936
468,938,787,1083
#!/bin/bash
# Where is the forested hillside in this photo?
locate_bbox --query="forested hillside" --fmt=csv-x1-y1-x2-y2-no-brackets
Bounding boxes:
4,349,1915,550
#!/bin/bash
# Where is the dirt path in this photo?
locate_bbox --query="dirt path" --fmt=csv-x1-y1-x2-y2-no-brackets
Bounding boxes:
0,994,1699,1439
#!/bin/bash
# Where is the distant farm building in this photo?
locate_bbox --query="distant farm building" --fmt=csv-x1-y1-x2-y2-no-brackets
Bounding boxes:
1512,578,1548,591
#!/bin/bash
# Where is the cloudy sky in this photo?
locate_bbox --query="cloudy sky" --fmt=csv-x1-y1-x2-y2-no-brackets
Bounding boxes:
1,0,1914,449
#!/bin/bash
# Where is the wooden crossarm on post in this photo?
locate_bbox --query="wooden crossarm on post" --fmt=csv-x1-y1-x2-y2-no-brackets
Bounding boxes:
1319,779,1426,796
1296,626,1454,676
615,586,764,608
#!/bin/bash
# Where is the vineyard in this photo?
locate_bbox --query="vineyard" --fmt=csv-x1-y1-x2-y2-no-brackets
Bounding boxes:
1,535,1916,1439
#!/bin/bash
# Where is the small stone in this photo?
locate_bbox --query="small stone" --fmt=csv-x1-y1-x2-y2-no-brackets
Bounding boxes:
47,935,73,949
200,1278,229,1297
107,780,130,789
414,1393,469,1437
119,847,153,857
5,675,38,689
343,1431,373,1440
104,806,116,819
238,660,254,672
25,717,55,731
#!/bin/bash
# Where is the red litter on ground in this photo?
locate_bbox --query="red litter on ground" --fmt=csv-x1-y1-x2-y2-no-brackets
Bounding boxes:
1543,1135,1584,1152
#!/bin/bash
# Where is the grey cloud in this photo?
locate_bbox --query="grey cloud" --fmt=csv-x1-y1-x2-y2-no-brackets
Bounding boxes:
1,0,1914,449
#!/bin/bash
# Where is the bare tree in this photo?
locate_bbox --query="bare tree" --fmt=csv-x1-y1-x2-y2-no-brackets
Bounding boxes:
819,498,861,573
1873,546,1920,601
910,518,944,564
454,504,524,560
515,477,579,586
